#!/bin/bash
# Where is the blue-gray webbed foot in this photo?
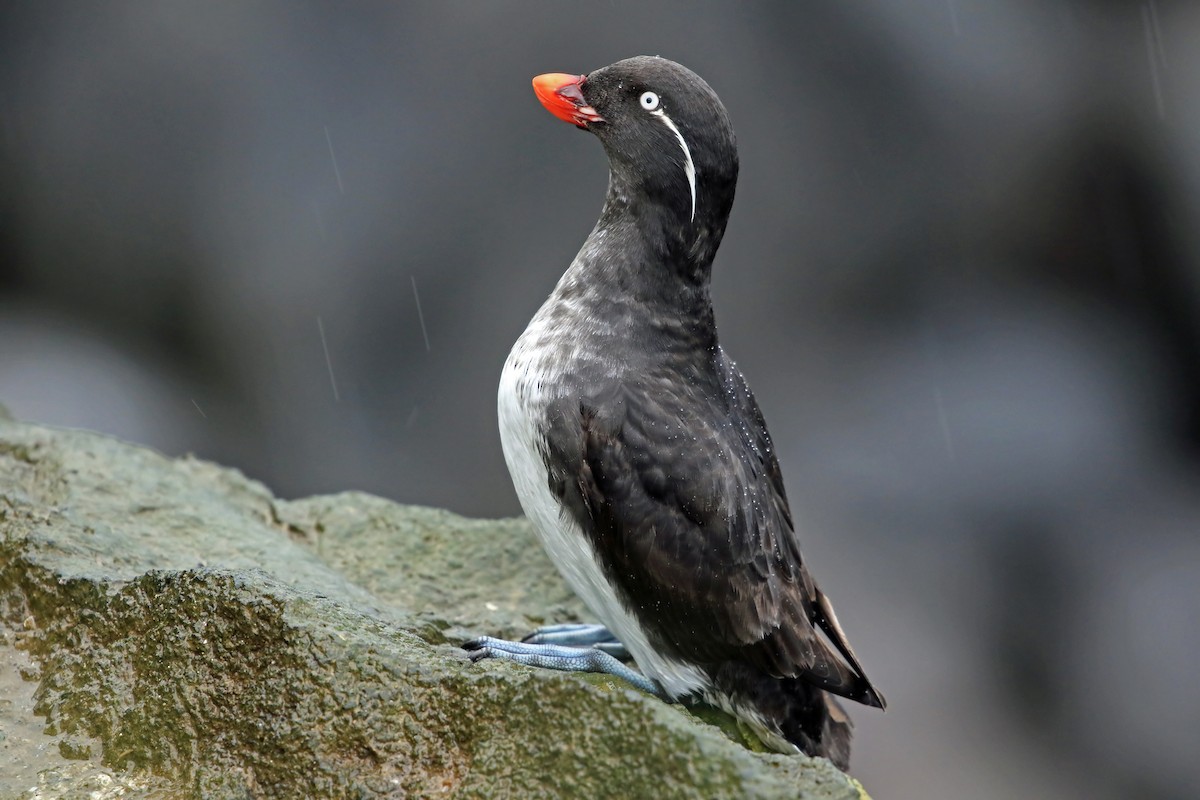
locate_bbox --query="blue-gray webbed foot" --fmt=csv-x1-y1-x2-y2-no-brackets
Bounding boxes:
520,622,630,660
462,632,669,700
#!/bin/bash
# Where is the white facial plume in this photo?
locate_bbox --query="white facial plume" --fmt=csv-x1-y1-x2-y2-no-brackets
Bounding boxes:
641,92,697,222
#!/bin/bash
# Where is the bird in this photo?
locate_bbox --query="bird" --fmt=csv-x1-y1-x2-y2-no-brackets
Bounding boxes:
465,55,884,771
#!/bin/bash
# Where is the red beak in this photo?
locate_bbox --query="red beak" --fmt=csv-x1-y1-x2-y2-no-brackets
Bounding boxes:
532,73,605,128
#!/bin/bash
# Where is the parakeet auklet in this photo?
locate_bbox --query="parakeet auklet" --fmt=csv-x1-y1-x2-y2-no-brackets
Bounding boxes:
466,55,884,770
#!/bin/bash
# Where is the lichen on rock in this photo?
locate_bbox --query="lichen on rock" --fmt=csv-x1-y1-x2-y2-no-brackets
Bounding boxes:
0,419,869,799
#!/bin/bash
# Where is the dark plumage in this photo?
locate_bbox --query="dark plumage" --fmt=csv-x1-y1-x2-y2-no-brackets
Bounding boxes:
491,56,883,770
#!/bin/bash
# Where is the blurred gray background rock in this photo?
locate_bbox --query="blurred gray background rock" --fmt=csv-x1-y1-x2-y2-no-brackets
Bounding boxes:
2,3,1198,798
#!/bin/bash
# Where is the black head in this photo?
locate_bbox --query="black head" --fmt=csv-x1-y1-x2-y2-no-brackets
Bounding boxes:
534,57,739,266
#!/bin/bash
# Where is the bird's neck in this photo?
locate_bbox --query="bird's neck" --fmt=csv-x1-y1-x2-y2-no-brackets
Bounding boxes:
598,170,731,285
552,188,724,353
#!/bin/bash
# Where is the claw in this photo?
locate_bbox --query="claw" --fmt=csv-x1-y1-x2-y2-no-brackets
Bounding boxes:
461,638,491,662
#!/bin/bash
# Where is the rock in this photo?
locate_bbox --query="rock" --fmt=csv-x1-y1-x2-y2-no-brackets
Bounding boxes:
0,419,870,799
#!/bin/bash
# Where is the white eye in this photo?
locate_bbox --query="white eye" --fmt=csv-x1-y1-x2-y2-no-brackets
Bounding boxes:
639,91,660,111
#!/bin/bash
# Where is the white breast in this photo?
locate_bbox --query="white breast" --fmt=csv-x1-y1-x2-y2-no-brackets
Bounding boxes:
497,310,708,699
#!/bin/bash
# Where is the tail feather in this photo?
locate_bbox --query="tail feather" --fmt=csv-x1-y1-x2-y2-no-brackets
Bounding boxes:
711,663,857,771
815,693,854,772
777,679,853,771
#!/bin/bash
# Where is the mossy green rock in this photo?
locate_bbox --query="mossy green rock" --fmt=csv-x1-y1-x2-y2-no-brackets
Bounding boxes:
0,419,868,799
